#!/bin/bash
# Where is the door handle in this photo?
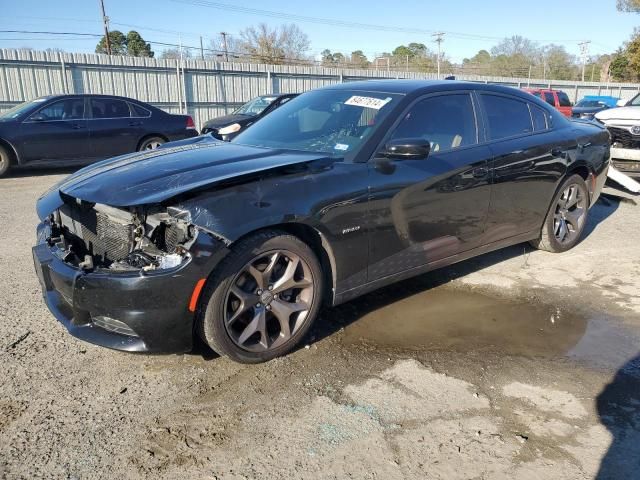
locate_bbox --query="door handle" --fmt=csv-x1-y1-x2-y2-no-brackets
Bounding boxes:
129,121,143,126
71,124,85,129
472,167,488,178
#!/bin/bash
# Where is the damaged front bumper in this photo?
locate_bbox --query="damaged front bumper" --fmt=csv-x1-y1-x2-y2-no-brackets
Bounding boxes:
32,219,229,353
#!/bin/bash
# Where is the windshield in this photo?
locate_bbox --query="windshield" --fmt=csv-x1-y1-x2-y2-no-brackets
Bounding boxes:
234,96,278,115
576,100,605,108
231,89,401,158
0,98,48,120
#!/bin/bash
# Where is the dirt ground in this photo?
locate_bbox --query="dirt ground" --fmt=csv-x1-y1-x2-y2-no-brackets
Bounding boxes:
1,170,639,480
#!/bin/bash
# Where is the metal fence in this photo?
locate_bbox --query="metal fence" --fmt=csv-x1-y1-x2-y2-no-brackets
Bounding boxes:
2,48,640,129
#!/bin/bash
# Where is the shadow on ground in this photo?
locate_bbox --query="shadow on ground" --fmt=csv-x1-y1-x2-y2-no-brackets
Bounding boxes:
596,353,640,479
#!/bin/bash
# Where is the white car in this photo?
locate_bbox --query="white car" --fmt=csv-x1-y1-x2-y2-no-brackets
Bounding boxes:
595,94,640,178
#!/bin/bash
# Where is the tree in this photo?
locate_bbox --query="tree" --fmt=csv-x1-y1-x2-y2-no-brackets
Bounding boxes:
238,23,310,64
350,50,369,68
491,35,539,59
96,30,127,55
618,0,640,11
126,31,154,58
160,48,192,60
544,44,577,80
95,30,154,57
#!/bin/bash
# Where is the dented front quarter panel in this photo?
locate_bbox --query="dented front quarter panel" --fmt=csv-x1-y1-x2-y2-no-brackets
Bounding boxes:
172,158,371,298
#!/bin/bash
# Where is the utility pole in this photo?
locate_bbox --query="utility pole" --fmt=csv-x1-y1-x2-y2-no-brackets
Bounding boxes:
98,0,111,55
578,40,591,82
220,32,229,62
199,36,205,61
432,32,445,78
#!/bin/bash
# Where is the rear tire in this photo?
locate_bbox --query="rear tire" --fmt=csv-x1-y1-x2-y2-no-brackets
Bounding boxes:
198,230,324,363
530,174,589,253
138,136,165,151
0,145,12,177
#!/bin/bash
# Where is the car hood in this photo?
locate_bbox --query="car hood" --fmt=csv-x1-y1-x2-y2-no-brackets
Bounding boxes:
41,135,329,209
595,106,640,121
202,113,254,129
573,106,606,115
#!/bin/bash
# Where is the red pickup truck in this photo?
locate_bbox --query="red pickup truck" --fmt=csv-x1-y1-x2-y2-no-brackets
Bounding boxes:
523,88,573,117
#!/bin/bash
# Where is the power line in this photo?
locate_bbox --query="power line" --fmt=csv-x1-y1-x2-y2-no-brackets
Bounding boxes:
171,0,587,44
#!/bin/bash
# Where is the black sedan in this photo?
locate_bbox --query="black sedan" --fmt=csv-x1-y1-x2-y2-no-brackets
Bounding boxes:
33,80,609,363
200,93,297,141
0,94,197,176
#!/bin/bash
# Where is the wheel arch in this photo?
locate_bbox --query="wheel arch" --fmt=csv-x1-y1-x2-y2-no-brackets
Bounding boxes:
0,137,20,165
226,222,338,307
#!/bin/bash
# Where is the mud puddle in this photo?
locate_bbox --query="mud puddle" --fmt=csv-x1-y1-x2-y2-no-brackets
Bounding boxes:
338,286,640,372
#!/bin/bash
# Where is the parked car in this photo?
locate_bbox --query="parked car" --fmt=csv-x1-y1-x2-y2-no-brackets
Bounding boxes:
33,80,610,363
523,88,573,117
572,96,619,120
595,99,640,177
200,94,298,141
0,94,197,177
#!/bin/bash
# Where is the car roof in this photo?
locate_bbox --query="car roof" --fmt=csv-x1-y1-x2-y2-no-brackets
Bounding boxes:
321,79,539,101
36,93,151,104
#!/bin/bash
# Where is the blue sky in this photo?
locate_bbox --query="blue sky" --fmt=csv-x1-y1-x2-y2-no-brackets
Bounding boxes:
0,0,637,62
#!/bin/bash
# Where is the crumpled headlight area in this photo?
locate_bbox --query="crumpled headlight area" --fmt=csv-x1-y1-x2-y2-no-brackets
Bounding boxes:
108,206,197,272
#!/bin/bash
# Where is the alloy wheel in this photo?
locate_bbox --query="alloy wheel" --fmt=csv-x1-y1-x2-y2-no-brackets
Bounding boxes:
144,140,163,150
224,250,315,352
553,183,587,245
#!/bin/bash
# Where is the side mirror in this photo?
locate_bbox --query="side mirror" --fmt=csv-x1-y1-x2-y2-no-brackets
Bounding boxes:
29,114,46,122
379,138,431,160
617,99,627,107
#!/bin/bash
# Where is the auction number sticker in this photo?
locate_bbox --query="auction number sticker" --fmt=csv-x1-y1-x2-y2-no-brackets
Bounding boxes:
344,95,392,110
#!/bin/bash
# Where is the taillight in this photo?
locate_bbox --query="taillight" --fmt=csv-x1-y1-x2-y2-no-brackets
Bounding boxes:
186,116,196,130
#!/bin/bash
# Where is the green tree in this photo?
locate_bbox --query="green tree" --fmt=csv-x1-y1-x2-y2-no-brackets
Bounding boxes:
126,31,154,57
95,30,154,57
610,49,632,81
95,30,127,55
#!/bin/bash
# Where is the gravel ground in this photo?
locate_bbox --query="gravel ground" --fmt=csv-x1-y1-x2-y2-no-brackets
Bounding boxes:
1,171,639,479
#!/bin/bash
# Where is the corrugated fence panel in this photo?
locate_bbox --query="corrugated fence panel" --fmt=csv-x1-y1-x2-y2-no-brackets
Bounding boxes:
3,48,640,127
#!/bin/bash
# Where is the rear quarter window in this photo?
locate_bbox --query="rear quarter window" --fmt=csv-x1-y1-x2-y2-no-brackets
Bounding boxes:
530,104,549,131
130,103,152,117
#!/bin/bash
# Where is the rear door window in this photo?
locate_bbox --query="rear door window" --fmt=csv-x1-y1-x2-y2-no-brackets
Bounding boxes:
90,98,131,119
557,92,572,107
481,94,533,140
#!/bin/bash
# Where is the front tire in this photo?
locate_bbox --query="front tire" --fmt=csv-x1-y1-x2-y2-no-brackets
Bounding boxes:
530,174,589,253
0,145,12,177
138,136,165,151
198,230,324,363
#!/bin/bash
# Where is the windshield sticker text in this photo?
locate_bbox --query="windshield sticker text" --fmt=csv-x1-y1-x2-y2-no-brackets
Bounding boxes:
344,96,392,110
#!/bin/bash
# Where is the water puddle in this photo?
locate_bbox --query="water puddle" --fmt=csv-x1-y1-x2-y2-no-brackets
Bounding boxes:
338,285,640,372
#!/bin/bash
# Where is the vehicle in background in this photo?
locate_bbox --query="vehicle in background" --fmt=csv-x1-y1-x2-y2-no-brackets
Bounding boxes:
596,101,640,178
200,94,298,141
34,80,610,363
523,88,573,117
572,96,619,120
0,94,197,177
